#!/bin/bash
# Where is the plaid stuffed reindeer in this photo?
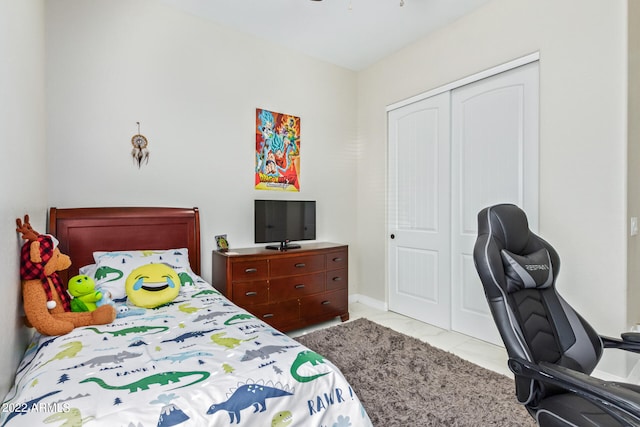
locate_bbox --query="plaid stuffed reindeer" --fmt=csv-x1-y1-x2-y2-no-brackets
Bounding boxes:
16,215,116,335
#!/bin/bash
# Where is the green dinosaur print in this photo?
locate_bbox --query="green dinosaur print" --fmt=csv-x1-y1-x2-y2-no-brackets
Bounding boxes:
271,410,293,427
210,332,257,349
290,350,331,383
141,250,161,257
192,289,220,297
94,266,123,283
44,407,93,426
42,342,83,367
178,303,199,314
85,325,169,337
178,272,195,286
80,370,210,393
224,313,255,325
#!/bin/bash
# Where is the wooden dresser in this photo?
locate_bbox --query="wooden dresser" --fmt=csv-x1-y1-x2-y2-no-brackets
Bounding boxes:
212,242,349,331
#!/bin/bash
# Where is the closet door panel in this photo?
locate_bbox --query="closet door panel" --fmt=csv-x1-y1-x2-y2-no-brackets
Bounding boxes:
451,62,539,345
388,92,451,329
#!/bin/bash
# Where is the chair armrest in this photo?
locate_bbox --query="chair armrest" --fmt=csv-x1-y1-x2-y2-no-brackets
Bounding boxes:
601,334,640,354
509,357,640,423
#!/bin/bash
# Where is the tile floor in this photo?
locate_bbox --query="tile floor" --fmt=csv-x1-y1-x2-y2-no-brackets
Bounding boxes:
288,302,512,378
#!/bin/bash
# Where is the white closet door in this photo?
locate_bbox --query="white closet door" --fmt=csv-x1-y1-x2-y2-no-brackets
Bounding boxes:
388,92,451,329
450,61,539,345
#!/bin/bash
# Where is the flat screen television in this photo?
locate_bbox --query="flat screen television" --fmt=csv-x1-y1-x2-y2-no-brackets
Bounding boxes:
254,199,316,250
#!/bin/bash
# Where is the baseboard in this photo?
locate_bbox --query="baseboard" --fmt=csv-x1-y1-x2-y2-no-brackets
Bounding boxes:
348,293,388,311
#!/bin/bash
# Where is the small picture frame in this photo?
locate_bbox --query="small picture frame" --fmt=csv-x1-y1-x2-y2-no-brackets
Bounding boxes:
215,234,229,252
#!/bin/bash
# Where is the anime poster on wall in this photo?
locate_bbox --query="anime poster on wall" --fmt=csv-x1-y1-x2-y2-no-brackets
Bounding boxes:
255,108,301,191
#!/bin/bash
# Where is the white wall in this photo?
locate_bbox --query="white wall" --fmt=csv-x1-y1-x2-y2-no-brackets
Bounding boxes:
45,0,358,288
0,0,47,397
4,0,634,392
356,0,630,375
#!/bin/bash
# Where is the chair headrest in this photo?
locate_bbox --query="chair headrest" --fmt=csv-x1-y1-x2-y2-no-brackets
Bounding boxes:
478,204,531,254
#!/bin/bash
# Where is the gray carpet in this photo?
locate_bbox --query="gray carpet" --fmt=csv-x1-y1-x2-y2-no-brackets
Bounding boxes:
294,318,536,426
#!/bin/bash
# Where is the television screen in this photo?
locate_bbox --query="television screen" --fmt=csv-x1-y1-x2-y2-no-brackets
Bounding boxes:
254,200,316,250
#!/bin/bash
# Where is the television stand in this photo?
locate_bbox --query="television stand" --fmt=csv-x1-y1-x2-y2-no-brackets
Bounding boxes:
266,241,301,251
211,242,349,332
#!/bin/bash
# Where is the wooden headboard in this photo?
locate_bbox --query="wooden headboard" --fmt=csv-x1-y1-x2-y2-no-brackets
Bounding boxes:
48,207,201,284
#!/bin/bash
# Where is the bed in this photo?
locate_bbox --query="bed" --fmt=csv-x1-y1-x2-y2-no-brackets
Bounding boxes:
1,207,372,427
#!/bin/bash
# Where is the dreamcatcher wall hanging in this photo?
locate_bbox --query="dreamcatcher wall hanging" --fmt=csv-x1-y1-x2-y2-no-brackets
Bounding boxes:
131,122,149,168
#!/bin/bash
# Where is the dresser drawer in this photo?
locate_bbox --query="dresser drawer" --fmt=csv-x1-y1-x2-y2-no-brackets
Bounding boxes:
326,268,347,291
270,254,325,277
326,249,348,270
246,299,300,328
270,272,325,299
231,260,269,281
231,280,268,305
300,289,348,320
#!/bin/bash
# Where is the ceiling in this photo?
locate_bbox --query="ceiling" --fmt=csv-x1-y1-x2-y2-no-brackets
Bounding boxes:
158,0,491,71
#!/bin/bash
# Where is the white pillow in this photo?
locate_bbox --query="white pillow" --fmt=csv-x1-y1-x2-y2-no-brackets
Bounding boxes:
500,248,553,292
79,263,97,277
88,248,197,301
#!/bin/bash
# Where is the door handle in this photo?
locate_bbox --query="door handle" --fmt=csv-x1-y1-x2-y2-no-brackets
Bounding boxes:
390,234,395,239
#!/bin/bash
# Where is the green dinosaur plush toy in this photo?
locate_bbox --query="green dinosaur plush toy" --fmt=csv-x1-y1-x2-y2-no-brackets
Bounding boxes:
68,274,103,312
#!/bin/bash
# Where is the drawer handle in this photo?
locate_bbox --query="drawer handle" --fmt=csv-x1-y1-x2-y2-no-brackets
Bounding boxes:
333,257,343,262
245,268,258,273
245,291,258,296
294,284,305,289
332,277,342,282
321,300,331,305
294,263,306,268
262,313,274,318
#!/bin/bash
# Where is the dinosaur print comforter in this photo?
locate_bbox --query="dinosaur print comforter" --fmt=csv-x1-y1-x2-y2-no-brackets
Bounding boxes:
1,279,372,427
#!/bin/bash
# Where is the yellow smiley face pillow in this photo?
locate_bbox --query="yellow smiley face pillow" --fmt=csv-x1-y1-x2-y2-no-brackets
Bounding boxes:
125,263,181,308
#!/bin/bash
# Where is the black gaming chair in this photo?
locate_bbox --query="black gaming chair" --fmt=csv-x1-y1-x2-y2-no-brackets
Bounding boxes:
473,203,640,426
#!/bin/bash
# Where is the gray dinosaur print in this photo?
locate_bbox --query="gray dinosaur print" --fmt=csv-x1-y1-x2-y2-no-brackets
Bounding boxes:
63,351,142,369
193,311,230,322
240,345,298,361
